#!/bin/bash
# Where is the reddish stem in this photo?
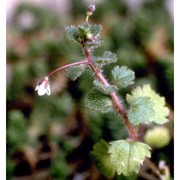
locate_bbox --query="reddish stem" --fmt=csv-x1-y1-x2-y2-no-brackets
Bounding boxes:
83,46,137,140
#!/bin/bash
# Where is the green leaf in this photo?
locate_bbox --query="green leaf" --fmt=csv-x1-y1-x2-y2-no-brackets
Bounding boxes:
78,26,89,37
89,24,102,36
127,96,155,125
80,22,90,30
93,51,117,66
65,64,86,81
80,23,102,38
76,23,102,49
126,84,169,124
86,35,102,50
65,25,79,41
90,140,115,178
93,79,118,95
85,89,113,113
112,66,135,88
108,140,151,176
80,23,102,36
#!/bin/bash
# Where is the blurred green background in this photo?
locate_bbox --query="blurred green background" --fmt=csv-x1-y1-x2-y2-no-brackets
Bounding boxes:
7,0,173,179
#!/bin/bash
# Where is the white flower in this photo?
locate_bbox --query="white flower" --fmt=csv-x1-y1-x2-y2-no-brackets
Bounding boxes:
35,76,51,96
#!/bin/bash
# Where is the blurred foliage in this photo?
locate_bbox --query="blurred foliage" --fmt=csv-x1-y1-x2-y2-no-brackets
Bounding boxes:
7,0,173,179
7,110,29,155
50,153,70,180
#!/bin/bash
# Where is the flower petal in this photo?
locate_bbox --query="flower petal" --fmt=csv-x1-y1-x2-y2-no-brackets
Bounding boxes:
46,85,51,95
37,85,47,96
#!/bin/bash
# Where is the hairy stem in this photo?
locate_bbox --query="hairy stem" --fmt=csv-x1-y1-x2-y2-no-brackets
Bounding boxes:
83,46,137,140
47,60,90,77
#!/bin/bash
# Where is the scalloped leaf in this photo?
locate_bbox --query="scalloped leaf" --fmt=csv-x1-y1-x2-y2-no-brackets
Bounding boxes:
127,96,155,125
93,79,118,95
85,89,113,113
78,26,89,37
108,140,151,176
126,84,169,124
85,35,102,50
90,140,115,178
65,64,86,81
112,66,135,88
65,25,79,41
93,51,117,66
89,24,102,36
80,23,102,37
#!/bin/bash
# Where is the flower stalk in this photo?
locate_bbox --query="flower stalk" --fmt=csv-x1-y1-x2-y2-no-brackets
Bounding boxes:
35,60,90,96
47,60,90,77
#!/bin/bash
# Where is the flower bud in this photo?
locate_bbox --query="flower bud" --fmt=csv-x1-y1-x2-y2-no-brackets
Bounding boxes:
86,4,96,16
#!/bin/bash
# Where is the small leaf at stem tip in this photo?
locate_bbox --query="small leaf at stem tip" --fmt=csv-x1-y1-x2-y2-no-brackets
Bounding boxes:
65,25,79,41
108,140,151,176
89,24,102,36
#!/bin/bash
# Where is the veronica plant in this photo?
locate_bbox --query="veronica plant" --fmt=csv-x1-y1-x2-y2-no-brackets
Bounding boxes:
35,4,169,177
